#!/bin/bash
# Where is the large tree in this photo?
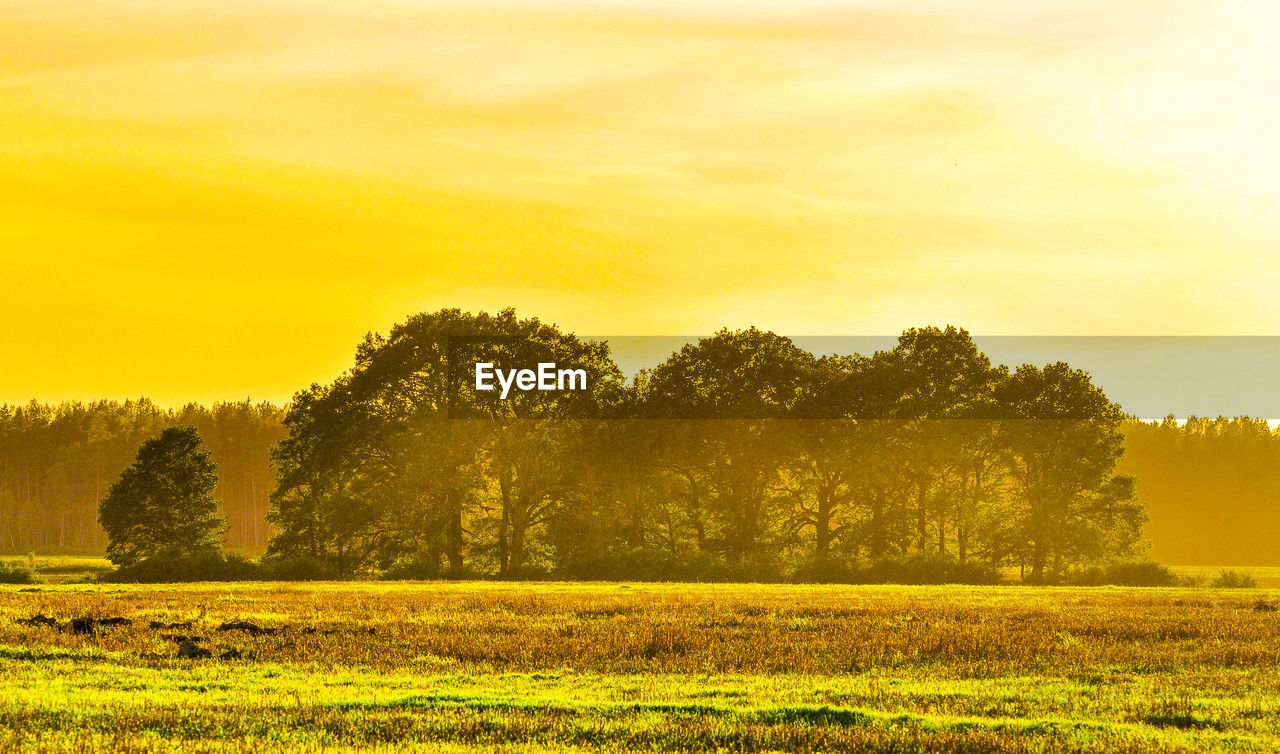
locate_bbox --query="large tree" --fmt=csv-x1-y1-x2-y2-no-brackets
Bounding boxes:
266,308,622,577
98,426,226,567
786,353,909,570
642,328,816,561
883,327,1004,557
997,362,1144,581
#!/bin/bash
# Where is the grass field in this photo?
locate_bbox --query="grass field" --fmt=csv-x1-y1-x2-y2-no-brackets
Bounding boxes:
3,581,1280,752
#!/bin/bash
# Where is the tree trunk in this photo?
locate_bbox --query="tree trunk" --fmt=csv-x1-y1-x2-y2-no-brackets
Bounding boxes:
869,487,886,560
1030,541,1046,583
937,506,946,558
814,502,831,570
508,517,526,577
445,506,464,573
497,475,511,576
915,481,929,554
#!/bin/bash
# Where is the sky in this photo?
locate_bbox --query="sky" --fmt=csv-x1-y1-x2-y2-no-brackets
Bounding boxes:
1,0,1278,405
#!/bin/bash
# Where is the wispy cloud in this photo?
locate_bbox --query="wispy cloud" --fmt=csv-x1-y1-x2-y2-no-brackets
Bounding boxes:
1,0,1276,403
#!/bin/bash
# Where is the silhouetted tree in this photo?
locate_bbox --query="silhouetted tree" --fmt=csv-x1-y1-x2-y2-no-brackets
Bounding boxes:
997,363,1143,581
643,328,816,563
98,426,226,566
884,326,1004,557
266,308,622,577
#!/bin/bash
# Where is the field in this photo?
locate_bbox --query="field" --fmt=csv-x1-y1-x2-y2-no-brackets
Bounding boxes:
2,581,1279,752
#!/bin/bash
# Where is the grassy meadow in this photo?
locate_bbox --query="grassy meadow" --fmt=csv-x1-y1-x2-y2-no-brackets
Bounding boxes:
2,579,1279,752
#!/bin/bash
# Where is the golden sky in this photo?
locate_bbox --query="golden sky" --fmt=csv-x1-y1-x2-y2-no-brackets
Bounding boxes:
1,0,1277,405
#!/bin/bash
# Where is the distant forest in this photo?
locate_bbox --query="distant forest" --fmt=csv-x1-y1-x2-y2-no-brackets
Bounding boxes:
2,312,1278,572
0,401,283,552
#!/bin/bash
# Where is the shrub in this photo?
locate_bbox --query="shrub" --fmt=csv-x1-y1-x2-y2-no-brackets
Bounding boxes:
261,556,339,581
0,561,36,585
381,558,442,581
101,548,262,583
1210,569,1258,589
556,550,664,581
790,560,858,584
556,549,785,583
560,553,1000,585
850,556,1002,586
793,556,1000,585
1067,561,1178,587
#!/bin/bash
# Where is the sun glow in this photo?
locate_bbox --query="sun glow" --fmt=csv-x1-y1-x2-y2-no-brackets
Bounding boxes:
1,0,1277,404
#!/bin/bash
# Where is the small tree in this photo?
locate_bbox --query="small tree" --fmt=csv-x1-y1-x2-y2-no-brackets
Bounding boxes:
99,426,226,567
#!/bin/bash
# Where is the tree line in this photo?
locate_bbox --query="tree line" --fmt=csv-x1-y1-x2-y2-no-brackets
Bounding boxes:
263,309,1143,582
0,400,283,552
1120,415,1280,567
7,309,1279,578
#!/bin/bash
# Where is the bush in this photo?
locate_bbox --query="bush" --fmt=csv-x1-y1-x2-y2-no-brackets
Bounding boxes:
790,560,858,584
793,556,1001,585
261,556,339,581
1210,569,1258,589
101,548,262,583
1067,561,1178,587
558,552,1001,585
557,549,785,583
556,550,686,581
0,561,36,585
849,556,1002,586
381,557,442,581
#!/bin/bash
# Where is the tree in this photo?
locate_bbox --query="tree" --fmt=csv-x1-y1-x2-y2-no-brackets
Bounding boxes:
996,363,1144,581
266,308,623,577
98,426,226,567
256,313,1156,582
643,328,816,561
0,399,280,552
445,310,624,575
787,353,907,570
883,327,1004,557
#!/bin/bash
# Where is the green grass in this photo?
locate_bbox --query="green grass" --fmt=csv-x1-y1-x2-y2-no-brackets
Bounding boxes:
2,581,1280,751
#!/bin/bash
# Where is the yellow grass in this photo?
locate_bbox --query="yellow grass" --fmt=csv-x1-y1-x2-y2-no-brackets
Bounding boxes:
2,580,1280,751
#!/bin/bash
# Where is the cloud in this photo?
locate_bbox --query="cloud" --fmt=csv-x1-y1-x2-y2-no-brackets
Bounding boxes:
0,0,1276,403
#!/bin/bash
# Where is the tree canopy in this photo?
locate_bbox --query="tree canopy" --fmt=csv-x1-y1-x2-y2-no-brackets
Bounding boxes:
9,330,1280,574
98,426,227,567
263,311,1143,582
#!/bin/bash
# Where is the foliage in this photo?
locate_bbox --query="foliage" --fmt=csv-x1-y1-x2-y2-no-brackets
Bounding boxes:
381,557,447,581
1119,415,1280,567
0,312,1189,584
0,561,36,584
557,549,787,583
100,548,260,583
1211,569,1258,589
262,312,1150,583
98,426,227,567
1067,561,1180,587
0,400,284,552
11,315,1280,580
996,363,1144,581
259,556,339,582
267,308,624,578
796,555,1002,585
